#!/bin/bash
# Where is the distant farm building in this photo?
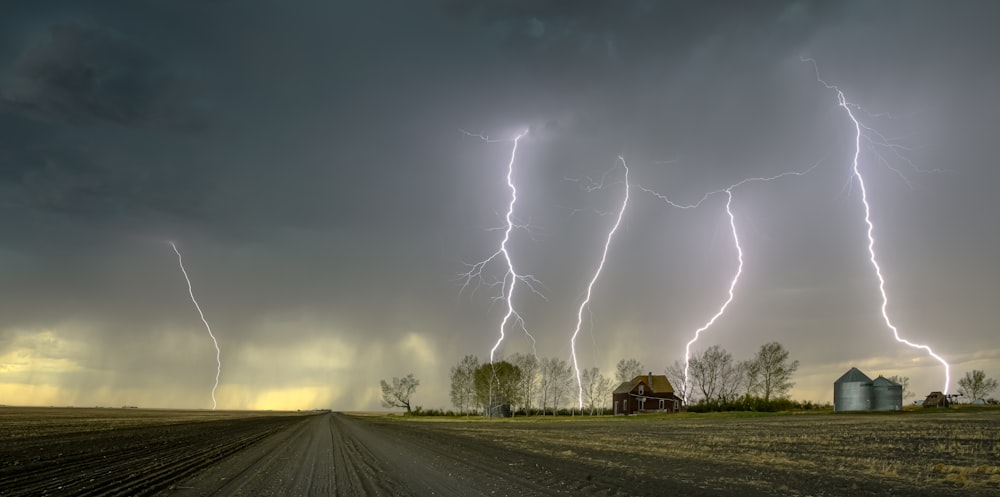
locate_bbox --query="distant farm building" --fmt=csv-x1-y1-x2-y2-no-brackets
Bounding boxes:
488,403,512,418
922,391,950,408
833,367,902,412
612,372,681,415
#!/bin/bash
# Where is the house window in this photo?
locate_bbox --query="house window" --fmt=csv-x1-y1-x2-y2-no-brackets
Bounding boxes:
659,399,665,410
639,398,645,410
638,385,644,395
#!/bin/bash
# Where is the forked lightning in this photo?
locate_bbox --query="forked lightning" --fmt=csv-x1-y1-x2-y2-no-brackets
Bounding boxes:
805,58,951,393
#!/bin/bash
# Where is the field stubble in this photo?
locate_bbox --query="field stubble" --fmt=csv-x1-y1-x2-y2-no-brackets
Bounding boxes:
401,409,1000,494
1,406,997,496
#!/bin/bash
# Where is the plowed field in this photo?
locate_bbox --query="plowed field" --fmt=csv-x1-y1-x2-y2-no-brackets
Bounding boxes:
1,407,997,496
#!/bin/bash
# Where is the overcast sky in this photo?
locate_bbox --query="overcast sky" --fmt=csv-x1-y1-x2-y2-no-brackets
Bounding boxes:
1,1,998,410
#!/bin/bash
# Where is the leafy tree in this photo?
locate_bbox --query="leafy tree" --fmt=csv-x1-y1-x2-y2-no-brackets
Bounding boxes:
749,342,798,401
580,366,612,415
887,375,914,401
449,355,479,415
509,353,539,415
958,370,998,401
380,373,419,413
473,361,522,416
615,358,645,383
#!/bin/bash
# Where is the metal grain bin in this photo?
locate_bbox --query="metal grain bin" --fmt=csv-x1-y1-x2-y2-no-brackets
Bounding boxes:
872,376,903,411
834,367,873,411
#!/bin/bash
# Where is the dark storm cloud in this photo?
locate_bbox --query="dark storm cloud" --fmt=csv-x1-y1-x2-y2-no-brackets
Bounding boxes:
431,1,852,161
0,0,997,409
440,1,844,60
0,116,216,252
0,21,205,129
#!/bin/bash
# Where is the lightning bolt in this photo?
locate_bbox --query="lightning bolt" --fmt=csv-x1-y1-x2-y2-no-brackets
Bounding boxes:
642,166,818,405
169,242,222,409
681,189,740,406
805,59,951,394
458,130,544,362
570,156,630,409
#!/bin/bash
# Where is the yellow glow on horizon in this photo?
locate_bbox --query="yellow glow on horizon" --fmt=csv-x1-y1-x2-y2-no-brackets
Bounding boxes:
246,386,333,411
0,328,89,378
0,383,65,406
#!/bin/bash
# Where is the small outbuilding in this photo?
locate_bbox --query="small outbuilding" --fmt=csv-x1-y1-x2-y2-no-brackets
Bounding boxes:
923,391,950,408
612,372,681,415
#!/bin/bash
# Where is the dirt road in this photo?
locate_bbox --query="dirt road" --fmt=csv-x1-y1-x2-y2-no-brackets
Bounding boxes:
157,411,1000,497
157,412,633,497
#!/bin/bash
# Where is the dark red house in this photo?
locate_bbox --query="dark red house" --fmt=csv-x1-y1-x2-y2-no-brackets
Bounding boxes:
612,372,681,415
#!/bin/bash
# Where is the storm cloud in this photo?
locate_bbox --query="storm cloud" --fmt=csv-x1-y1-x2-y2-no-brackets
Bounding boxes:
1,1,997,410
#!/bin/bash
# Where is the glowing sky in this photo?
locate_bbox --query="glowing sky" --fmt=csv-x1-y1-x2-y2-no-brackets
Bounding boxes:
1,1,998,410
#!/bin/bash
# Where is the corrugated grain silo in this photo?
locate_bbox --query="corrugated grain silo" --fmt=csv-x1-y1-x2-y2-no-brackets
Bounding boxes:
834,367,873,411
872,376,903,411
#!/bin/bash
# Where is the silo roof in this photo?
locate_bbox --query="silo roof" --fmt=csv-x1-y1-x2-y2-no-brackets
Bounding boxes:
835,367,872,384
872,376,901,386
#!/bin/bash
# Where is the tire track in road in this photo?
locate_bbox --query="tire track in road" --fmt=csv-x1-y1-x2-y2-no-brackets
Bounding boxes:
158,413,407,496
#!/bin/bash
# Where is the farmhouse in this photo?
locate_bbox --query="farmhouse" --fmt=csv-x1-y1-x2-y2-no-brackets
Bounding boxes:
612,372,681,415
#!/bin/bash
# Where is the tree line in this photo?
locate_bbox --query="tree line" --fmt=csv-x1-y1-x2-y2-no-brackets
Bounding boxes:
392,342,803,416
380,343,999,414
448,353,620,416
447,341,802,415
662,342,799,408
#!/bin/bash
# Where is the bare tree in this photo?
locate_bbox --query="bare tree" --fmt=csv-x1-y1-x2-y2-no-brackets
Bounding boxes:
537,357,554,413
688,345,744,404
449,355,479,415
749,342,798,401
958,370,998,401
664,360,689,404
509,353,539,415
615,358,645,383
380,373,419,413
743,357,761,398
473,361,522,416
887,375,914,401
540,357,572,414
581,367,612,415
718,360,748,403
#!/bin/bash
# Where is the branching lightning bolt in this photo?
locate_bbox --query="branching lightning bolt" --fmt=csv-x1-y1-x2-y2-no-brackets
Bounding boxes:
805,58,951,393
570,157,629,409
679,189,740,407
458,130,544,362
642,166,818,405
169,242,222,409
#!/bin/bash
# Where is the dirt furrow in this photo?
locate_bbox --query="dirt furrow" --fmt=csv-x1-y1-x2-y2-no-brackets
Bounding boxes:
0,414,311,497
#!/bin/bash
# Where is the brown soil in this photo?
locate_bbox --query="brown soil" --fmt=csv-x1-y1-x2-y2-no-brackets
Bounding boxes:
0,407,311,497
1,406,997,496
